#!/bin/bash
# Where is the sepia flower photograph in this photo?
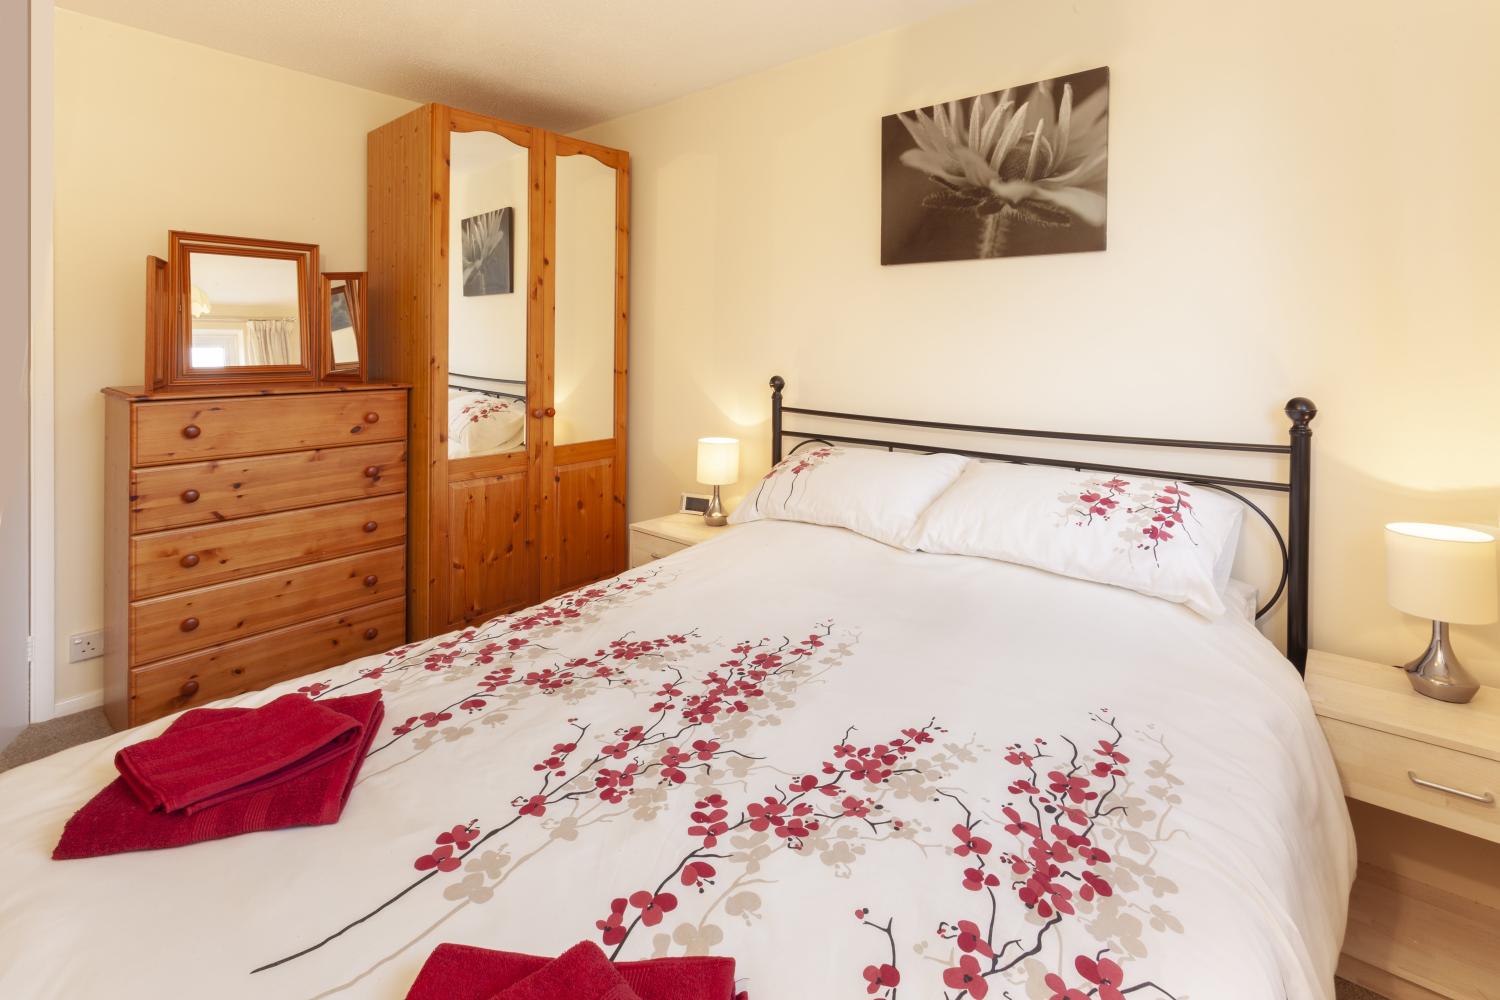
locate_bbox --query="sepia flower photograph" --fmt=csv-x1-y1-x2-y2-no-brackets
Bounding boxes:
881,66,1109,265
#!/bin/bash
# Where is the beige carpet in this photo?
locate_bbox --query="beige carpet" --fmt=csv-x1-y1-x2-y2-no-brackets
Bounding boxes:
0,709,112,773
0,712,1394,999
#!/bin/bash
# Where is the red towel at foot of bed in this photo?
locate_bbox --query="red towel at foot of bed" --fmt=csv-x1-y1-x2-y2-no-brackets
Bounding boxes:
114,692,362,814
405,940,739,1000
53,691,382,860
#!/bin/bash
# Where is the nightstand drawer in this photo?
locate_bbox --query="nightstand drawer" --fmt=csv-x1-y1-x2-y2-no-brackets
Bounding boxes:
1322,717,1500,843
629,532,688,568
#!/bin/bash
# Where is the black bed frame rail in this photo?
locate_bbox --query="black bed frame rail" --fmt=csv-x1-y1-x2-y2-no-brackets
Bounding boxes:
449,371,527,402
766,375,1317,674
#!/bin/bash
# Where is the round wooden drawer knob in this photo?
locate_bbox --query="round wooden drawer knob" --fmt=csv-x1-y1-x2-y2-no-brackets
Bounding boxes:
363,465,380,478
363,627,379,641
362,520,378,533
181,489,200,504
531,407,544,419
179,553,200,568
182,424,201,439
180,617,200,633
545,406,556,417
179,679,199,698
363,574,378,587
363,411,380,424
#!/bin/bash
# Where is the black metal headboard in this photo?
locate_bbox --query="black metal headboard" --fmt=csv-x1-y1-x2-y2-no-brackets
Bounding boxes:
766,375,1317,674
449,371,527,402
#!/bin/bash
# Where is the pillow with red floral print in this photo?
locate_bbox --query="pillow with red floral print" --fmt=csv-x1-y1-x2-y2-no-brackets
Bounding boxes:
729,447,969,549
448,391,525,458
907,460,1244,617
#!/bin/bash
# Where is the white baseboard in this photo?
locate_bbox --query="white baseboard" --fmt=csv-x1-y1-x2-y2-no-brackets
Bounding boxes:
52,689,103,718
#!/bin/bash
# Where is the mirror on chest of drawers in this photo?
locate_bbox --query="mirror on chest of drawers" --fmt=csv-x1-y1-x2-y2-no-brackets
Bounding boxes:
144,231,371,393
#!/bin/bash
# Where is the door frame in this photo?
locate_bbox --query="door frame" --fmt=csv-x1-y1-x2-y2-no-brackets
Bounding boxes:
27,0,55,723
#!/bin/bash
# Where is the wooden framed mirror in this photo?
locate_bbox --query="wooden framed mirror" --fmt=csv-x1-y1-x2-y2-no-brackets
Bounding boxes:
320,272,367,382
147,231,320,392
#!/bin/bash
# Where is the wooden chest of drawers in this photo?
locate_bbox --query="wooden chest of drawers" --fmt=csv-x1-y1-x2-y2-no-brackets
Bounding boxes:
102,384,410,728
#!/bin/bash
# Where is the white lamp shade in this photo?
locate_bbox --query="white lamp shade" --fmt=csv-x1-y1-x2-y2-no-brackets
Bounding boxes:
696,437,740,487
1385,522,1499,625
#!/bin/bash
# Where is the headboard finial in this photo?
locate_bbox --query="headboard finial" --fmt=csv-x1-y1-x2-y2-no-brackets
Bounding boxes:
769,376,785,464
1285,397,1317,429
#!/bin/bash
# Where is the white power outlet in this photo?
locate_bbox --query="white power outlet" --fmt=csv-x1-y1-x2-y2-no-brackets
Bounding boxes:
69,630,104,663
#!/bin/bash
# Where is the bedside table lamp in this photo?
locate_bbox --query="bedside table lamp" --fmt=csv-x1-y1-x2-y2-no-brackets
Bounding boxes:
1385,522,1497,703
696,437,739,527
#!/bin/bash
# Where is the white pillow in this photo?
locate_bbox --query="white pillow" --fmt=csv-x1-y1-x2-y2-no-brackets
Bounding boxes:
448,392,525,458
908,461,1245,617
730,447,969,549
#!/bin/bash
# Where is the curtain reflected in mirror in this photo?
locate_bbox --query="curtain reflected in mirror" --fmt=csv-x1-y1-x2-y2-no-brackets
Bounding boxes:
185,251,301,369
553,152,617,446
448,129,530,459
320,271,367,381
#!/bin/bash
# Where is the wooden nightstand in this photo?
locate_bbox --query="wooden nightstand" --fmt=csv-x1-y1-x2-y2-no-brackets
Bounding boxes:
1307,649,1500,1000
628,513,727,568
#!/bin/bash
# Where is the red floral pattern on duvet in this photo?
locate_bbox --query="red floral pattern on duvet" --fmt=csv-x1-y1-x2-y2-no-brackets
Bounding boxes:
1065,475,1200,563
254,579,1186,1000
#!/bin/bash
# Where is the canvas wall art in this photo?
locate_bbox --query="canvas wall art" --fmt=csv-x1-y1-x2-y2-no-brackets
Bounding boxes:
461,206,514,295
881,66,1109,265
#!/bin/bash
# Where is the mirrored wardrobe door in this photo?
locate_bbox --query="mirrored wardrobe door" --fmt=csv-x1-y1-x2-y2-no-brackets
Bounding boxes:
441,115,543,633
542,135,629,598
446,126,534,464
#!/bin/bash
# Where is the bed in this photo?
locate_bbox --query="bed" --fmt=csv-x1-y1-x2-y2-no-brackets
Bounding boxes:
0,382,1354,999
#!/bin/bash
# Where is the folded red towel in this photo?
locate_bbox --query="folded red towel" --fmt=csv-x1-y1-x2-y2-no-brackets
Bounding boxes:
53,692,382,860
404,941,738,1000
493,941,640,1000
114,692,361,814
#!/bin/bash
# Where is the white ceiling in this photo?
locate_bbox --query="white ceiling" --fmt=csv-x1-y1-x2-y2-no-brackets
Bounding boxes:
189,252,298,309
60,0,977,132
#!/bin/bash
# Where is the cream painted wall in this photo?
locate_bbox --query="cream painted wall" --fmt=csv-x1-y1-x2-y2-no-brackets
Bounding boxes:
579,0,1500,684
52,10,417,704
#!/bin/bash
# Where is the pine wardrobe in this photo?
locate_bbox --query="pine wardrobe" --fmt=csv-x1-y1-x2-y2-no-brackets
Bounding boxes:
367,104,629,640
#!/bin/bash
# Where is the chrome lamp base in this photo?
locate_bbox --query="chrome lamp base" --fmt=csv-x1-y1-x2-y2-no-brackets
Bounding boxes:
1401,620,1480,704
703,486,728,527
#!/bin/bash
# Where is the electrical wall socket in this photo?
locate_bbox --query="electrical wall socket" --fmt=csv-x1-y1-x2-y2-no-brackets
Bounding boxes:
69,630,104,663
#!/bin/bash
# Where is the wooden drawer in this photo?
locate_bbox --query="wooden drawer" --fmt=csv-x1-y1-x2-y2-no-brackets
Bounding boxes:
129,597,405,724
133,390,407,466
130,545,405,665
132,492,406,598
131,440,406,533
629,531,687,568
1322,717,1500,843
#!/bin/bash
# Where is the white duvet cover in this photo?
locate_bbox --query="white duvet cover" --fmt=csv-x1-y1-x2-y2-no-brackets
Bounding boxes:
0,520,1353,999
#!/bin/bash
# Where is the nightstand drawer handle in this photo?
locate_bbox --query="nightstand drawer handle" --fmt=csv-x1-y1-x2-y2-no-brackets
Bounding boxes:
1408,771,1495,804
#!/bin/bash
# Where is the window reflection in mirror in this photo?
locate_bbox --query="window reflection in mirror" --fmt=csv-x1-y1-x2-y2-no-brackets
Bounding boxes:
448,129,530,459
186,252,301,368
328,280,358,365
553,152,617,446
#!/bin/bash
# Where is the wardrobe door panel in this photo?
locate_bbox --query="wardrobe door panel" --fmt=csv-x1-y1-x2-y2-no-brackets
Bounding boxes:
540,134,629,597
553,450,618,594
447,470,532,628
